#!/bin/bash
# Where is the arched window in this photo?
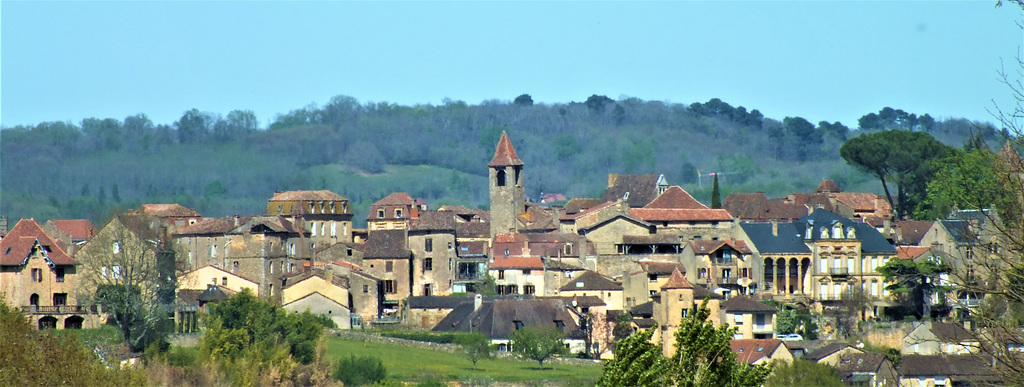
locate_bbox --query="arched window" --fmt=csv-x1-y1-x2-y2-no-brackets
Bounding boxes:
496,169,507,186
29,293,39,306
847,227,856,239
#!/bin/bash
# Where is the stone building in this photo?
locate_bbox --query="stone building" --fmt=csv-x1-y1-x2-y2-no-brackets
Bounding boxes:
488,131,526,239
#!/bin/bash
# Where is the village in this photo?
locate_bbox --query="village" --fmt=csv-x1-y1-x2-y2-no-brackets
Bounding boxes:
1,131,1017,386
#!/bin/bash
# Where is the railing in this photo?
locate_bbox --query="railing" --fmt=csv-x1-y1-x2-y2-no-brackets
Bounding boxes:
456,273,486,281
752,324,773,333
21,305,99,314
829,267,849,276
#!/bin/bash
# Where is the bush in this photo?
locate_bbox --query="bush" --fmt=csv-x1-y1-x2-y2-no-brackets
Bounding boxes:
334,355,387,386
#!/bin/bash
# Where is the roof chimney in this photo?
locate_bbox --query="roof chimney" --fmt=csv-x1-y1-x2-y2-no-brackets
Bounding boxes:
474,293,483,311
771,220,778,236
608,173,619,188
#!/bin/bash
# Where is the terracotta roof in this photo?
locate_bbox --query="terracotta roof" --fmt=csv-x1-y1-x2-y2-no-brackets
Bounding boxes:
176,217,242,235
559,271,622,291
816,179,842,193
49,219,96,240
630,208,732,222
723,192,770,220
897,220,933,245
688,239,752,255
457,240,489,257
639,261,686,275
373,192,415,206
835,352,886,373
518,203,558,232
269,190,348,202
489,255,544,270
0,219,78,266
331,260,364,271
488,131,524,167
898,354,999,380
833,192,887,212
896,246,933,260
731,339,784,364
560,201,619,221
131,203,201,217
601,174,663,208
721,296,775,313
362,230,410,259
644,186,708,209
661,268,693,290
411,210,457,231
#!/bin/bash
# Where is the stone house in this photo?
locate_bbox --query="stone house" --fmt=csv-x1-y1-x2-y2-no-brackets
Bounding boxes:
432,297,587,353
41,219,96,256
721,296,776,339
178,265,259,295
730,339,792,365
834,352,898,387
623,261,687,309
126,203,202,232
280,270,352,329
361,229,411,318
683,239,758,296
601,173,668,208
897,354,1001,386
901,321,979,355
408,210,458,297
367,192,419,231
651,268,724,356
265,190,353,248
557,270,624,310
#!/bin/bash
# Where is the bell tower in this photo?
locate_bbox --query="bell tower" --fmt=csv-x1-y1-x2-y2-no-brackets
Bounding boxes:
489,131,525,239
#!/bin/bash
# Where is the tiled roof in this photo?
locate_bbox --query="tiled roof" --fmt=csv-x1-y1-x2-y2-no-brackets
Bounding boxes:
49,219,96,240
411,211,457,231
731,339,784,364
456,222,490,238
723,192,770,220
631,301,654,317
269,190,348,202
629,208,732,222
457,241,489,257
518,203,558,232
835,352,885,373
176,217,242,235
131,203,201,217
897,220,933,245
488,131,524,167
0,219,78,266
197,284,231,303
640,261,686,275
544,258,586,271
688,239,752,255
236,216,305,235
409,295,473,309
622,234,682,244
373,192,415,206
363,230,411,259
543,295,606,308
661,268,693,290
601,174,663,208
816,179,842,193
432,298,583,340
898,354,999,380
559,271,623,291
804,342,859,361
116,214,165,241
929,322,977,343
896,246,933,260
563,198,605,214
721,296,775,313
833,192,888,212
644,186,708,210
560,201,619,221
489,255,544,270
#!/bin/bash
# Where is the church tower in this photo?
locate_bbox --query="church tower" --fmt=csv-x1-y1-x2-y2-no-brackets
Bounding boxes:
489,131,525,239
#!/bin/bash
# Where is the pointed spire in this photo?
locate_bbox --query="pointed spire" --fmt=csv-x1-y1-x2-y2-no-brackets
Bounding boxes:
661,267,693,290
488,131,524,167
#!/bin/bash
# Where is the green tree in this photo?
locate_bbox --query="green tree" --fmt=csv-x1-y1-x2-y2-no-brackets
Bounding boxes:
612,312,635,340
840,130,956,219
710,174,721,209
918,148,1016,225
514,94,534,106
763,359,842,387
596,324,671,387
585,94,614,114
334,355,387,386
459,333,493,369
508,327,566,368
878,258,951,319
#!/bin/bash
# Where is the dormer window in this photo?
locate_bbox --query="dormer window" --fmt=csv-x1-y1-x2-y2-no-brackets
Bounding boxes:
377,209,385,218
832,224,843,239
847,227,856,239
319,201,325,213
330,201,335,213
514,320,524,330
309,201,315,211
820,227,829,239
395,208,403,218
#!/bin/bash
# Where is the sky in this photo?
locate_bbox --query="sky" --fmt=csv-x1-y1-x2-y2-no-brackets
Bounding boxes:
2,1,1022,129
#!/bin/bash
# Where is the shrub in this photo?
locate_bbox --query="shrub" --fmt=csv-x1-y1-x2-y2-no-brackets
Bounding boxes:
334,355,387,386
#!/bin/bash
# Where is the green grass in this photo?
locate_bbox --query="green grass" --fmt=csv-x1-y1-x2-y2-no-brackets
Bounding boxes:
326,336,602,384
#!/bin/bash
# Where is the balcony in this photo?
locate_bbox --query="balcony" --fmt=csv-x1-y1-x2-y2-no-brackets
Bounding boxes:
828,267,849,277
456,272,486,282
752,324,774,333
21,305,99,315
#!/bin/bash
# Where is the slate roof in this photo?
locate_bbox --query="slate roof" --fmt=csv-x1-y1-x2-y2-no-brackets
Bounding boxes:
804,342,860,361
269,190,348,202
639,261,686,275
432,298,583,340
362,230,411,259
622,234,683,244
488,131,524,167
938,220,975,244
688,240,752,255
661,268,693,290
411,210,457,231
721,296,775,313
796,209,896,254
731,339,785,364
629,208,732,222
816,179,842,193
559,271,623,291
544,258,586,271
235,215,305,235
197,284,231,303
0,219,78,266
835,352,886,373
49,219,97,240
897,220,933,245
130,203,201,218
408,296,473,309
929,322,977,343
601,174,663,208
644,186,708,210
631,301,654,317
898,354,1000,381
740,222,812,254
544,295,606,308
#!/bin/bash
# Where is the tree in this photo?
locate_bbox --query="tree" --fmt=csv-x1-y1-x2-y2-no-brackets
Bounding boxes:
918,148,1016,224
763,359,842,387
878,256,951,319
514,94,534,106
840,130,956,219
596,324,671,387
825,287,873,338
333,355,387,386
612,312,635,340
585,94,614,114
508,327,566,368
459,333,493,369
710,173,722,209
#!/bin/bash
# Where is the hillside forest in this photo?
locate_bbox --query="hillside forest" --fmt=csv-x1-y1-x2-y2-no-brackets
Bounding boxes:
0,95,1007,227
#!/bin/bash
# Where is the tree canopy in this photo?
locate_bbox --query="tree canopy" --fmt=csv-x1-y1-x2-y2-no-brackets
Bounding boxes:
508,327,566,368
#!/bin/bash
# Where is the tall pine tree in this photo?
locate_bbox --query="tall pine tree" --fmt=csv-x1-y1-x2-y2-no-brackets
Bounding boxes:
711,174,722,209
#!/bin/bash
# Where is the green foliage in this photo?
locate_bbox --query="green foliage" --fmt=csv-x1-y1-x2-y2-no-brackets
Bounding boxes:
478,274,499,296
918,148,1017,225
763,359,841,387
460,332,493,369
509,327,567,368
514,94,534,106
878,258,951,318
378,330,478,344
775,308,797,334
613,312,635,339
596,325,671,387
711,174,722,209
334,355,388,386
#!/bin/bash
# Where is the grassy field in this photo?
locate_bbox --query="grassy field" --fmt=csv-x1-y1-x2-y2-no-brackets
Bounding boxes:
325,336,602,385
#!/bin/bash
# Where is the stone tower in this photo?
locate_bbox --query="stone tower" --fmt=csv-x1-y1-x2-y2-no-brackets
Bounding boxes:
489,131,525,239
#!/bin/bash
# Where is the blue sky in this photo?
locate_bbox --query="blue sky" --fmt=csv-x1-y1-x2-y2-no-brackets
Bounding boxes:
2,1,1022,129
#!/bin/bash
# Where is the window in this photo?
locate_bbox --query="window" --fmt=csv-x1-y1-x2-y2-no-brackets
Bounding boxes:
221,277,228,286
347,248,353,257
734,314,743,324
496,169,507,186
681,309,689,319
722,268,732,279
112,241,120,254
523,270,532,275
233,261,240,271
320,222,326,236
377,209,385,218
31,268,43,282
425,238,433,252
312,222,317,236
741,268,749,278
269,284,274,296
524,285,536,294
363,285,369,293
424,258,433,271
554,320,565,329
498,270,505,280
648,274,658,282
564,243,573,255
386,261,394,273
395,208,403,218
422,284,432,296
55,267,65,283
384,280,396,294
698,268,707,279
53,293,67,306
513,320,523,330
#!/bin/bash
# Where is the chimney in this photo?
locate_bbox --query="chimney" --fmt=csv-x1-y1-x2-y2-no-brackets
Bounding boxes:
474,293,483,311
326,267,334,283
0,216,7,235
234,215,241,227
771,220,778,236
608,173,619,188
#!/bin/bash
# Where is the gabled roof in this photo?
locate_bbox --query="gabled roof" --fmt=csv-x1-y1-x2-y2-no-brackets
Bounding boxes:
731,339,785,364
269,190,348,202
48,219,97,240
898,354,999,380
796,209,896,254
234,215,305,235
804,342,860,361
897,220,933,245
721,296,775,313
630,301,654,317
835,352,886,373
644,186,708,210
661,268,693,290
629,208,732,222
0,219,78,266
688,240,752,255
457,240,489,257
197,284,231,303
601,174,663,208
363,229,411,259
490,255,544,270
559,271,622,291
563,198,605,214
411,210,457,231
176,217,242,236
833,192,888,213
816,179,842,193
929,322,977,343
639,261,686,275
456,222,490,238
488,131,524,167
432,298,582,340
373,192,415,206
130,203,201,218
896,246,933,260
723,192,770,220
